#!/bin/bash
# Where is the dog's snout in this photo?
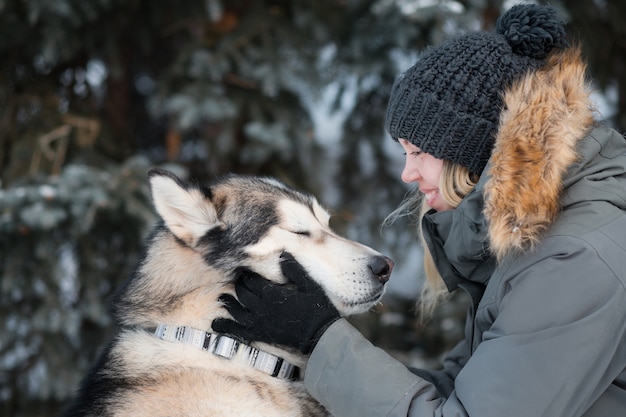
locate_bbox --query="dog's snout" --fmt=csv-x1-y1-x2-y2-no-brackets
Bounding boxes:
369,256,394,284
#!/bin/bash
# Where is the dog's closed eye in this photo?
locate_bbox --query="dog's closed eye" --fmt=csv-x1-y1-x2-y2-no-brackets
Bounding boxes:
291,230,311,237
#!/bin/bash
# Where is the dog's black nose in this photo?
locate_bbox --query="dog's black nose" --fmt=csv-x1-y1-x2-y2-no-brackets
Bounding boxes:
369,256,394,284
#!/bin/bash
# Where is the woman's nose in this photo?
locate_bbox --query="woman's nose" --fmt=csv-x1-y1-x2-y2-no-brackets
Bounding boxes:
401,160,421,184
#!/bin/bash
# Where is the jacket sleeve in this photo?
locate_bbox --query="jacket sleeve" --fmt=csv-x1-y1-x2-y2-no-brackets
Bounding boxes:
413,336,470,398
304,237,626,417
304,318,450,417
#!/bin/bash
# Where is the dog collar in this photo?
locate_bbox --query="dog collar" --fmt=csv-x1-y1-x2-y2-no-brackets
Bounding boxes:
150,324,299,381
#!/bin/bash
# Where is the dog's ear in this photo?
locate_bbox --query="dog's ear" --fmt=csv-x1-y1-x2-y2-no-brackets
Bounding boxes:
148,168,225,246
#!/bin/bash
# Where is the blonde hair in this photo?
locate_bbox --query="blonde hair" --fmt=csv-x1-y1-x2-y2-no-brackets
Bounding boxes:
385,160,479,318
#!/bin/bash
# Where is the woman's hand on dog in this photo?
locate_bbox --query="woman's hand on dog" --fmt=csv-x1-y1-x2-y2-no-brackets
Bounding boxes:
212,252,340,354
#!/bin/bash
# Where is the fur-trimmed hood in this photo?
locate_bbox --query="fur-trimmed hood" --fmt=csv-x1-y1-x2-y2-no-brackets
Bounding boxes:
484,46,595,260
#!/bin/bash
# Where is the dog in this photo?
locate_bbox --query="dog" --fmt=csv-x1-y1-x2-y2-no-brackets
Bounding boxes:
60,168,393,417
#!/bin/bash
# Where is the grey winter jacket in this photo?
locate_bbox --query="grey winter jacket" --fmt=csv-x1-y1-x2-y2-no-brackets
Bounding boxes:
304,48,626,416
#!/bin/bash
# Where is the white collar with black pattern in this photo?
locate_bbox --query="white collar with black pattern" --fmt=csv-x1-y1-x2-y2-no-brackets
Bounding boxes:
150,324,299,381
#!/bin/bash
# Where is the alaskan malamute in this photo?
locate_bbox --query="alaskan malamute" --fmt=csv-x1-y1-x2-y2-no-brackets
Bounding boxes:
61,168,393,417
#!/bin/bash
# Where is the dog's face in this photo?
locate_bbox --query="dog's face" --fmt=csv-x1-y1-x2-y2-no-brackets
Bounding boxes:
148,169,393,316
241,195,394,316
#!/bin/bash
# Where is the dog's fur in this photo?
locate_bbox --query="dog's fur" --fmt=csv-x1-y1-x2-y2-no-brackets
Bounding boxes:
61,168,393,417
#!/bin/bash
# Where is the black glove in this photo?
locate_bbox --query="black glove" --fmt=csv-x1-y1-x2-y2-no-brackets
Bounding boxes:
212,252,340,354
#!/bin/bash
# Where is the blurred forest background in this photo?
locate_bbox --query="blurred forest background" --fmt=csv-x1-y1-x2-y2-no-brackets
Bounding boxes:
1,0,625,416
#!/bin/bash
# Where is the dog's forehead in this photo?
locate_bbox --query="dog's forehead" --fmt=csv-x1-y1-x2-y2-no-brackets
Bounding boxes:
277,197,329,227
227,176,328,224
211,176,325,218
213,176,289,197
309,199,330,225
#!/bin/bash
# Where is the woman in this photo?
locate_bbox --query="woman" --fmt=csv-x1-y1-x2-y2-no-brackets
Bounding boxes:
213,4,626,416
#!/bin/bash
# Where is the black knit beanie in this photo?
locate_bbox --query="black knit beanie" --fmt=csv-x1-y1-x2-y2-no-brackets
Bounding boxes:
385,4,569,175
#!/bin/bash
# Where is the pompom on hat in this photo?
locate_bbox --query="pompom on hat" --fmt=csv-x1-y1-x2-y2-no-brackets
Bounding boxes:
385,4,569,175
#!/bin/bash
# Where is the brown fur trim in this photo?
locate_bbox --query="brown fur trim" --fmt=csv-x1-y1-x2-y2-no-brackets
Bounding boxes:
484,46,595,261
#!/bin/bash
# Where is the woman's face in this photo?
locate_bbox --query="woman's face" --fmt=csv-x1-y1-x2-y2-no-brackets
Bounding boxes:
399,139,453,212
